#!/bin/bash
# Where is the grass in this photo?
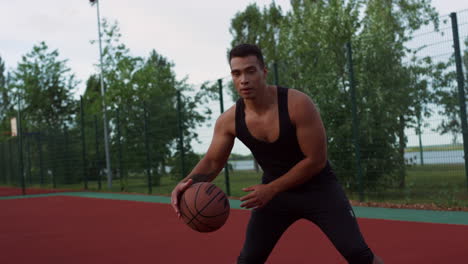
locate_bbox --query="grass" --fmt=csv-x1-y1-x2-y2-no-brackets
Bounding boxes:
405,144,464,152
2,164,467,208
348,164,468,207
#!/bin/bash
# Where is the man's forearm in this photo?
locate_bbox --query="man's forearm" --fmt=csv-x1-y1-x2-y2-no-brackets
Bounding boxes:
184,172,216,183
180,157,223,183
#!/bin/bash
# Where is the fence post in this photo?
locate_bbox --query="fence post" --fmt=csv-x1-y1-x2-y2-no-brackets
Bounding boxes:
143,102,152,194
2,142,7,184
417,115,424,165
17,96,25,195
47,131,57,189
176,91,186,180
26,134,32,185
94,115,101,190
116,107,125,191
80,96,88,189
38,133,44,186
8,139,14,185
218,79,231,196
0,143,5,184
63,124,70,185
416,113,424,165
450,12,468,189
273,62,279,86
346,42,364,201
49,133,58,189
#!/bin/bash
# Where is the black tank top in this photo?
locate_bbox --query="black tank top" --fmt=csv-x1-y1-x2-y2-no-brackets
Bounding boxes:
235,86,334,190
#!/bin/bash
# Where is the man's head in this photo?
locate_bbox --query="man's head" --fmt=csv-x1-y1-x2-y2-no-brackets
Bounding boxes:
229,44,268,99
228,44,265,69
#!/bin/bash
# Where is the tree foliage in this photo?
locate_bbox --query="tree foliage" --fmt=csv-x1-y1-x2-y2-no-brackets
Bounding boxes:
433,37,468,144
0,55,13,141
9,41,78,131
84,20,213,183
1,42,81,184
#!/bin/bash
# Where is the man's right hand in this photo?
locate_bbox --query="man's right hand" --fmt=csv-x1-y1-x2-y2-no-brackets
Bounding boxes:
171,179,193,218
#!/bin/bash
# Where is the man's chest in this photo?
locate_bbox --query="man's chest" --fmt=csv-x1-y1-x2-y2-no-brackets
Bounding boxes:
244,108,280,143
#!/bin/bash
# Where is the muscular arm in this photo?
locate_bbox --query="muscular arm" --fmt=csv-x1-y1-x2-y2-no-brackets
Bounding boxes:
267,89,328,194
179,108,236,183
171,107,235,216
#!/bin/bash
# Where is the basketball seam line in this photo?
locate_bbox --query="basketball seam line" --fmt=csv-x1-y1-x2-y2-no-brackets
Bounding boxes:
187,185,223,226
181,193,207,232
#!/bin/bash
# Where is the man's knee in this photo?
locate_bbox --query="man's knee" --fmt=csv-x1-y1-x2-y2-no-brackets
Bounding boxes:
345,247,374,264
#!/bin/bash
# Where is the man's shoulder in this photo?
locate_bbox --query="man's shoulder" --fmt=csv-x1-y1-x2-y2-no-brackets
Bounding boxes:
220,104,236,121
285,88,318,124
286,88,313,106
215,105,236,134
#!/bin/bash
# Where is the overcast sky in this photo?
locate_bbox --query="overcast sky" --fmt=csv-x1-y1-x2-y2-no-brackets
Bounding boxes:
1,0,467,154
1,0,291,93
2,0,467,93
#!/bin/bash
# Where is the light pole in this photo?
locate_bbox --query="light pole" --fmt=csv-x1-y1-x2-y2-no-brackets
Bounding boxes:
90,0,112,189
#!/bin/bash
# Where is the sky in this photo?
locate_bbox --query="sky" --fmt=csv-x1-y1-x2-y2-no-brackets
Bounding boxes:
1,0,468,155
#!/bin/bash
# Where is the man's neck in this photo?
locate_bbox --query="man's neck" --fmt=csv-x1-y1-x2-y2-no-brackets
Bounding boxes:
243,85,276,115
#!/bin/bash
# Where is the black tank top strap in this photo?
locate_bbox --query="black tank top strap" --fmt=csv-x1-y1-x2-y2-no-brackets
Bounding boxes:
277,86,295,139
277,87,286,121
235,98,248,143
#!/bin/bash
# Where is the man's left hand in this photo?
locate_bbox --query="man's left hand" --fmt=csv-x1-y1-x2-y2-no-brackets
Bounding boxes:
240,184,277,209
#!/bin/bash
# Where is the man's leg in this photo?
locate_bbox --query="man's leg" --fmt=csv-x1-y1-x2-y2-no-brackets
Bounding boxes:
238,203,299,264
304,182,378,264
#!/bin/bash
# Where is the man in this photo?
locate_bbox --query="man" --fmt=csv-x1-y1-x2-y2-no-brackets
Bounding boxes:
171,44,384,264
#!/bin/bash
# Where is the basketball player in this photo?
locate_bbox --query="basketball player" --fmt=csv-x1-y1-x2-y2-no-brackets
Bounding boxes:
171,44,384,264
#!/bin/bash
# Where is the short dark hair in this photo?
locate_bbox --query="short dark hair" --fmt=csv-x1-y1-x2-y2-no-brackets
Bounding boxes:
229,44,265,68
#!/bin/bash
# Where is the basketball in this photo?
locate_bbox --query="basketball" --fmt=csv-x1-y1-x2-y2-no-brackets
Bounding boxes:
179,182,230,232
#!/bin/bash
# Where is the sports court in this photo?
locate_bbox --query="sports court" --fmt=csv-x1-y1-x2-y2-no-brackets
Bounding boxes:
1,190,467,263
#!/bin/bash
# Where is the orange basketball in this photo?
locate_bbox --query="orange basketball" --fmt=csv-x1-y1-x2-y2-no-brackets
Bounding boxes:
179,182,230,232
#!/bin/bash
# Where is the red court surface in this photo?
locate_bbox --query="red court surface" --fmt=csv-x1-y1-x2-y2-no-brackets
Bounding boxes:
1,196,467,263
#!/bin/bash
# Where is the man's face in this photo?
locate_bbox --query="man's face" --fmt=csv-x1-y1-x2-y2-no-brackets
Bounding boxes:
230,55,267,99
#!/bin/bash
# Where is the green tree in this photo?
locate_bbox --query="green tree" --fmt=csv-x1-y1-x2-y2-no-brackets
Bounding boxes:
81,74,105,182
83,75,102,117
405,56,447,164
352,0,438,188
0,56,13,141
279,0,365,189
10,42,78,130
0,56,6,115
87,19,214,185
433,37,468,144
8,42,80,185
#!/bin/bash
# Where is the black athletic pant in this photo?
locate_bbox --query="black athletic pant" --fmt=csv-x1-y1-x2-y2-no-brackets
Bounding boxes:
237,180,374,264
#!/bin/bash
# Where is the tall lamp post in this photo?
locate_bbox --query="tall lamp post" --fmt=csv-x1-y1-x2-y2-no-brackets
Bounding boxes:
90,0,112,189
